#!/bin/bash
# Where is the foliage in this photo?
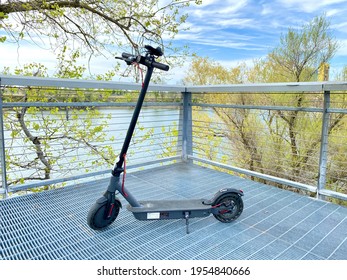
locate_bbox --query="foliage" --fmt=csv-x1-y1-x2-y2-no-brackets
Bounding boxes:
0,0,201,58
2,61,118,189
0,0,198,193
335,65,347,81
268,14,338,82
1,53,181,192
184,56,246,85
183,15,347,203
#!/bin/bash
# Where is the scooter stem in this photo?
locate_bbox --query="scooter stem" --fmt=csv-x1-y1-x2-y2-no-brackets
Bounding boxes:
106,64,154,208
113,65,154,175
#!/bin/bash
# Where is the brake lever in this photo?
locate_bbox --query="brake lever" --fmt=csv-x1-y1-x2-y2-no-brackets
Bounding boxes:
115,56,136,65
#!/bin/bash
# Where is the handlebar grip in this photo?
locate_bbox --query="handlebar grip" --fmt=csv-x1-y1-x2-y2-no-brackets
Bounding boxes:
152,61,170,71
122,52,133,59
121,53,169,71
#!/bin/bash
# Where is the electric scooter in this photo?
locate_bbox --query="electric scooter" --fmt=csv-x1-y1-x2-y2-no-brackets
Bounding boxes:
87,46,244,234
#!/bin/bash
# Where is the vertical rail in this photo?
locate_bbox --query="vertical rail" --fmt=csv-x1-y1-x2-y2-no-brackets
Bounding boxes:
181,90,193,162
317,90,330,200
0,79,8,198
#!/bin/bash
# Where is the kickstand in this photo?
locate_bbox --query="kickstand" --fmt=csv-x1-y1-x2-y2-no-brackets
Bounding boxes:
184,211,190,234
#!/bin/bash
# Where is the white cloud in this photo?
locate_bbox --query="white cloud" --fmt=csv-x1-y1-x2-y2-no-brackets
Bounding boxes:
190,0,248,18
0,41,119,78
185,0,253,31
261,3,274,16
209,18,254,28
217,57,258,69
326,9,343,17
0,44,56,72
336,39,347,56
277,0,347,13
166,60,192,84
332,22,347,33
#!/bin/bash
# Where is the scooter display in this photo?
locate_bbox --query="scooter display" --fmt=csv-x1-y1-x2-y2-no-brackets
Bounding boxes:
87,46,244,233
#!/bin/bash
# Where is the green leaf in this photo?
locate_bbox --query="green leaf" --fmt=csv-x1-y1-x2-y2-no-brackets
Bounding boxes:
32,123,40,131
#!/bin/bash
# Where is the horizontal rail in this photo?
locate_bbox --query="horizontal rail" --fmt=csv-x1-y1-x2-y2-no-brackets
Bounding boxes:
322,83,347,91
190,155,317,193
2,102,181,108
0,75,185,92
2,75,347,93
192,103,324,113
185,82,347,93
7,156,181,192
327,108,347,114
187,83,323,93
319,189,347,201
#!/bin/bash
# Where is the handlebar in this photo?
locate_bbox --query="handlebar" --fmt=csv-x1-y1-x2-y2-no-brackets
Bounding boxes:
117,50,169,71
121,52,134,59
152,60,170,71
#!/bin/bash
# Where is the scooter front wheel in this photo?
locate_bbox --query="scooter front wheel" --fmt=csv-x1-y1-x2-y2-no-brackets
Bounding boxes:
213,193,243,223
87,198,120,230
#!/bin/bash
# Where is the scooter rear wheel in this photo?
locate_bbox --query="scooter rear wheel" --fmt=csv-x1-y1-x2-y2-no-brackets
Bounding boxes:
213,193,243,223
87,200,120,230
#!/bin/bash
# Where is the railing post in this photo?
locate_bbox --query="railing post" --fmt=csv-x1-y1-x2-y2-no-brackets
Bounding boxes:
317,90,330,200
0,78,8,198
180,89,193,162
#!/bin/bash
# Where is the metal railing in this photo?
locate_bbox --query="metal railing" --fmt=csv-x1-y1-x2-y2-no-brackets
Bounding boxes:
1,75,347,203
0,75,184,197
187,82,347,203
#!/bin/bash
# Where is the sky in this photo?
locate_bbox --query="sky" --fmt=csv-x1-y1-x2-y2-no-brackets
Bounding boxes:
170,0,347,82
1,0,347,84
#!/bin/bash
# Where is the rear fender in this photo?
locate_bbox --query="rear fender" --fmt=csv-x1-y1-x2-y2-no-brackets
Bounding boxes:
203,188,244,205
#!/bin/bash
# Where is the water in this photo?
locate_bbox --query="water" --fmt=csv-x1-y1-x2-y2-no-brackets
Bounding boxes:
2,107,181,188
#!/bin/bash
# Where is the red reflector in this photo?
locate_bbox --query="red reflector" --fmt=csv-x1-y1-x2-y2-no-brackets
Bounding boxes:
107,203,115,218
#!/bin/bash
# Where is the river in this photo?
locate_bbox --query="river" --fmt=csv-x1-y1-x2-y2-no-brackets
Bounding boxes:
2,107,181,187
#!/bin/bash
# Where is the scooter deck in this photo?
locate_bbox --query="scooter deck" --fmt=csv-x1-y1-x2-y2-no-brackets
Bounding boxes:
127,199,212,220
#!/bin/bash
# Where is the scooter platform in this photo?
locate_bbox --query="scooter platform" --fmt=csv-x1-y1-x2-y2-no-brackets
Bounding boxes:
127,199,212,220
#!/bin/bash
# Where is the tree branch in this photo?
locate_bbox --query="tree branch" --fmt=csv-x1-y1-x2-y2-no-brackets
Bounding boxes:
16,107,52,179
1,0,193,55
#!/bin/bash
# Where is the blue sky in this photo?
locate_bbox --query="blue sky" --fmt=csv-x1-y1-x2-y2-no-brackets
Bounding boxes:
1,0,347,83
170,0,347,80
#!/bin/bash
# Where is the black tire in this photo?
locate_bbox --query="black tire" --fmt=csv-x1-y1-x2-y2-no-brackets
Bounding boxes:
87,200,120,230
213,193,243,223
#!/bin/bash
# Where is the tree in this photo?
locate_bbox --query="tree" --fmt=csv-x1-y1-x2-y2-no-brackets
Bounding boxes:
183,57,265,175
269,14,338,82
0,1,200,192
336,65,347,81
183,15,347,201
0,0,201,56
266,15,341,181
2,57,116,189
2,49,171,191
183,56,244,85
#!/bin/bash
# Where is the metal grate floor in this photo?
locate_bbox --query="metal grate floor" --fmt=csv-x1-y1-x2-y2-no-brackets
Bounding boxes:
1,163,346,260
